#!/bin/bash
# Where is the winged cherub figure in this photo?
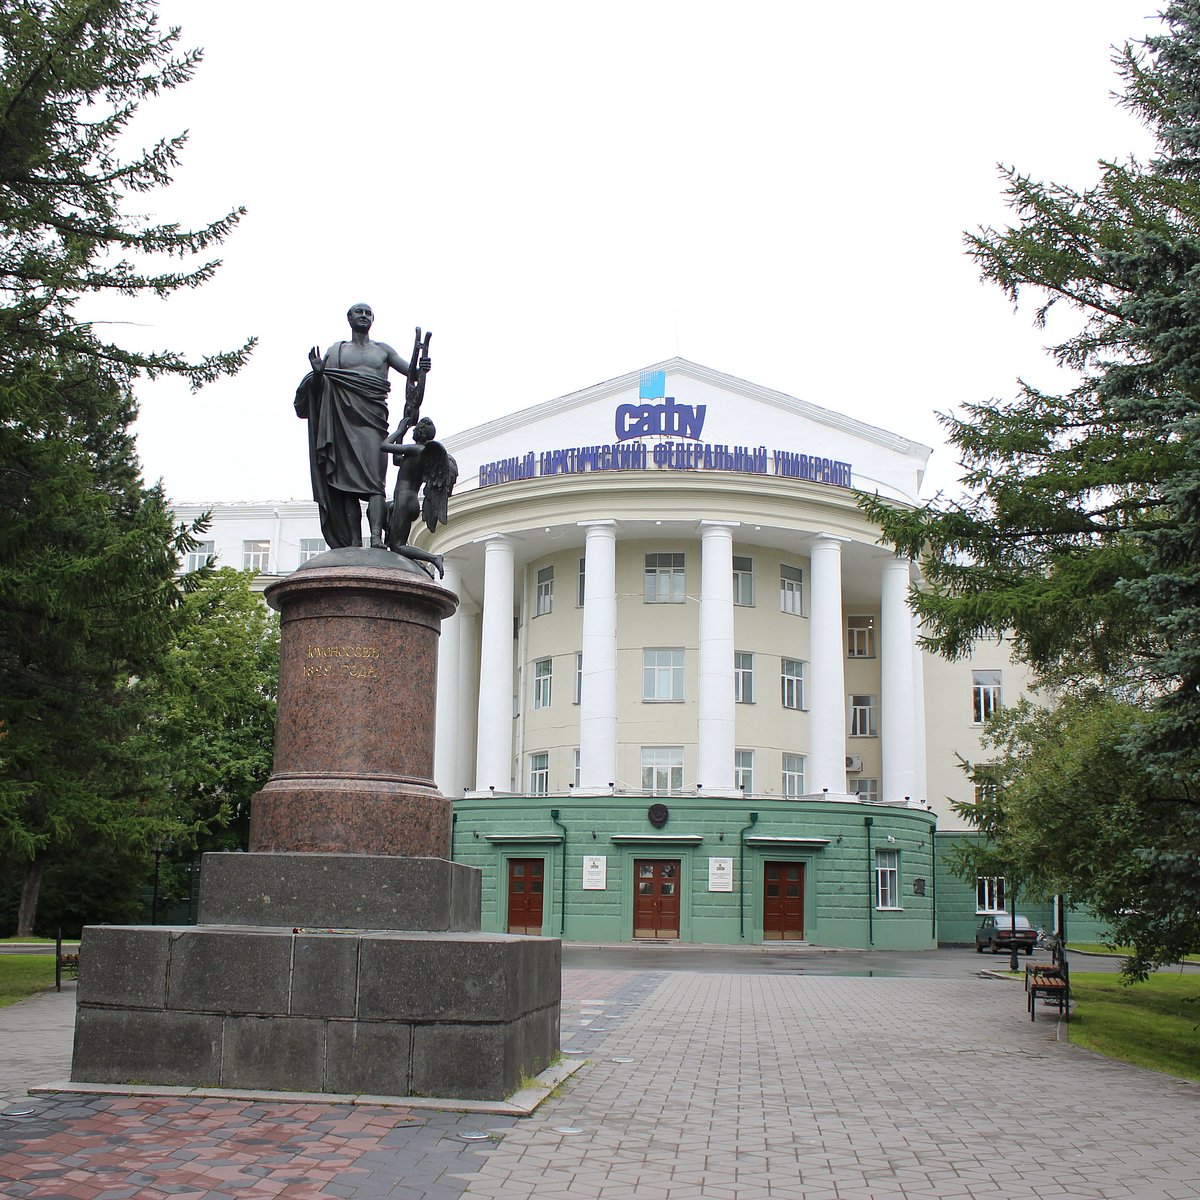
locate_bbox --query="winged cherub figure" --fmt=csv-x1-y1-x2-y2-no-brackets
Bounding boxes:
380,416,458,578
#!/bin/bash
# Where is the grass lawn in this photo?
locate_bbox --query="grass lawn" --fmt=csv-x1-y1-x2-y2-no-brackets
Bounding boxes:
0,954,57,1008
1069,971,1200,1082
1068,942,1200,963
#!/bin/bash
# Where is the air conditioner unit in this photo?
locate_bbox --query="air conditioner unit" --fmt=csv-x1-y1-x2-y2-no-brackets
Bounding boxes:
845,754,864,773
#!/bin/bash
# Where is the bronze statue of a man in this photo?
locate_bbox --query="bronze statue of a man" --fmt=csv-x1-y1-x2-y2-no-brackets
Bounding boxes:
294,303,431,549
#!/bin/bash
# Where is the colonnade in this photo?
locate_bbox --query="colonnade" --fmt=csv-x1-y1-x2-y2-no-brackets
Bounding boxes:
433,525,926,806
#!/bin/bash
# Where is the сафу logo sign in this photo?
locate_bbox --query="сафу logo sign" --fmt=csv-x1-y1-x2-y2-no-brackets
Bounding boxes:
614,370,707,442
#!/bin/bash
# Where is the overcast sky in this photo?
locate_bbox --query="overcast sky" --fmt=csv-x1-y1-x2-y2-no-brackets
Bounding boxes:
111,1,1158,504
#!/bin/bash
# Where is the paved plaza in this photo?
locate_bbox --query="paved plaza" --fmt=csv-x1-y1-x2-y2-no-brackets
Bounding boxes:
1,953,1198,1199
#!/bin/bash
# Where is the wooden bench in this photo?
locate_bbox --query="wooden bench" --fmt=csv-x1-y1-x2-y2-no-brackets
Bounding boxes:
1026,961,1069,1021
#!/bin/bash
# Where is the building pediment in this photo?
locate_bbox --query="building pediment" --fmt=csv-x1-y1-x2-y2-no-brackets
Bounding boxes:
445,358,931,504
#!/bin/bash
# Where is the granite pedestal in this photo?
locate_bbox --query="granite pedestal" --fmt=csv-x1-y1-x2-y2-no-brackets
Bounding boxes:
70,551,561,1101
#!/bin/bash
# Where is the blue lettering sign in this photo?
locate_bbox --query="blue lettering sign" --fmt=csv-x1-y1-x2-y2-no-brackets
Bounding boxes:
614,397,707,442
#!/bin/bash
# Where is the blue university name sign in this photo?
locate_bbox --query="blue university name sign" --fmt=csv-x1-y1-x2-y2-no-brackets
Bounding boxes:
477,372,853,490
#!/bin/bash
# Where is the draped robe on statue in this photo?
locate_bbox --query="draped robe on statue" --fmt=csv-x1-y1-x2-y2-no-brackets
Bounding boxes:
294,349,391,549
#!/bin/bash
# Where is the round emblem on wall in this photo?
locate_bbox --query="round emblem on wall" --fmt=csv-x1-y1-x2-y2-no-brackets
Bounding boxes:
647,803,669,829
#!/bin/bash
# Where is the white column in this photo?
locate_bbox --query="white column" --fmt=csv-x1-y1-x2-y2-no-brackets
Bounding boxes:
434,561,463,798
911,612,928,808
578,521,617,791
881,557,917,804
809,535,848,795
697,521,737,792
474,536,515,792
457,607,479,786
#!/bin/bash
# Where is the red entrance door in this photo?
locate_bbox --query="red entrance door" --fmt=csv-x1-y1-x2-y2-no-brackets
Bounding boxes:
633,859,681,939
507,858,544,934
763,861,805,941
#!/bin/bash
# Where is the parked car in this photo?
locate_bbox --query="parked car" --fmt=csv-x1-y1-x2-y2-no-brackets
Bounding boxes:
975,914,1038,955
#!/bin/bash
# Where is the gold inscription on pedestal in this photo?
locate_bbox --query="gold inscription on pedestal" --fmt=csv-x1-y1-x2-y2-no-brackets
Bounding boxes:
301,644,381,680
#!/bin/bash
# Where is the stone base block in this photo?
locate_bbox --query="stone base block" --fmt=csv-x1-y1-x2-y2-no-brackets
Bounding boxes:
197,852,481,932
249,778,451,858
71,924,560,1101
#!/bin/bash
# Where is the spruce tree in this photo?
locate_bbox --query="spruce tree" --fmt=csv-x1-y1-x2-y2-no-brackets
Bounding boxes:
862,2,1200,973
0,1,251,933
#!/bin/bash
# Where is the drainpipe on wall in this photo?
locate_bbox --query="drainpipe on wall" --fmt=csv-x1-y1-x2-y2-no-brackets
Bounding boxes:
864,816,875,947
549,808,566,936
930,815,938,945
738,811,759,939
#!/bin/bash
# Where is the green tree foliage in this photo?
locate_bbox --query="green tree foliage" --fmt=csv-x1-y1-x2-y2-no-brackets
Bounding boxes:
0,0,253,384
0,1,252,933
861,3,1200,974
139,567,279,855
949,695,1198,978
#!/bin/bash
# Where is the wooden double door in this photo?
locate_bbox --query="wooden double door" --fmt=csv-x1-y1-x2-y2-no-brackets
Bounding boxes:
633,859,680,939
762,861,805,941
506,858,545,935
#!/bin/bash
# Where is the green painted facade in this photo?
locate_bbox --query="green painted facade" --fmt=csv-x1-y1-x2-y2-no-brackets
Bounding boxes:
933,830,1113,947
452,794,938,949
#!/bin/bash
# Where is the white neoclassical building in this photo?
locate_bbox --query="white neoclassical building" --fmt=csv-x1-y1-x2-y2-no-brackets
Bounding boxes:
176,359,1037,946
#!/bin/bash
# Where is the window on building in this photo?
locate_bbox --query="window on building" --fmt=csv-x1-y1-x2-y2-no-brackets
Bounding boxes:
733,556,755,606
535,566,554,616
972,670,1003,723
850,694,878,737
735,749,754,793
850,777,880,802
574,651,583,705
734,651,754,703
644,552,685,603
847,614,876,658
577,557,586,607
529,752,549,797
780,563,804,615
643,648,684,701
298,537,327,563
974,779,999,806
185,540,215,572
782,753,806,798
533,658,552,709
242,540,270,572
875,849,900,909
781,658,805,710
573,748,581,789
641,746,683,795
977,876,1006,913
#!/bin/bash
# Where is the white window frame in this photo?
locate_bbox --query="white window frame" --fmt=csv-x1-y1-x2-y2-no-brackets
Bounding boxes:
535,566,554,616
847,614,876,658
875,849,900,910
735,749,754,793
643,648,684,702
733,556,755,606
972,670,1002,724
851,777,880,803
780,563,805,616
644,552,685,604
572,748,581,789
577,557,586,608
734,651,754,704
298,537,327,563
185,540,215,572
850,694,878,737
533,657,552,709
641,746,683,795
573,650,583,705
242,540,270,572
781,658,805,710
782,753,806,798
529,752,549,797
976,876,1006,914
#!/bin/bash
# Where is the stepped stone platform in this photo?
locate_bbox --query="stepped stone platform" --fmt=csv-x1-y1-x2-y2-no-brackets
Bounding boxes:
70,552,561,1101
